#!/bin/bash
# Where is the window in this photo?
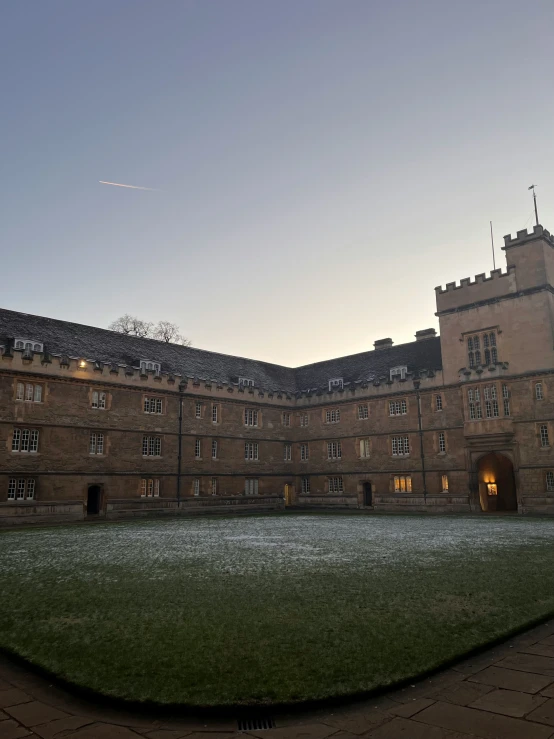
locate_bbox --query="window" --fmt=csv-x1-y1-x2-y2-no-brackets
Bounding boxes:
239,377,255,388
211,477,218,496
92,391,107,409
301,477,310,494
193,478,200,496
140,360,161,374
467,332,497,367
328,378,344,391
502,384,510,416
327,441,342,459
360,438,370,458
299,413,309,426
547,472,554,492
195,402,202,419
16,382,42,403
540,424,550,448
358,404,369,420
195,439,202,459
245,478,258,495
284,443,292,461
389,400,407,416
212,404,218,423
328,476,344,493
468,388,482,420
142,436,162,456
390,366,407,380
441,474,449,492
89,432,104,455
484,385,499,418
245,442,259,460
282,412,291,427
300,443,309,461
438,431,446,453
536,382,544,401
144,396,163,414
391,436,409,456
12,428,39,453
211,440,218,459
244,408,259,426
435,394,443,411
140,478,160,497
8,478,35,500
394,475,412,492
14,339,43,353
325,409,340,423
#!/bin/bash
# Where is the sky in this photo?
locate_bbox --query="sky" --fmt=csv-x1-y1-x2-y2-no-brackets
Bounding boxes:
2,1,554,367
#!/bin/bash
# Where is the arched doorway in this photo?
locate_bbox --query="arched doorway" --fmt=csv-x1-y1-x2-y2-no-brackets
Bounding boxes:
87,485,102,515
363,482,373,507
477,453,517,512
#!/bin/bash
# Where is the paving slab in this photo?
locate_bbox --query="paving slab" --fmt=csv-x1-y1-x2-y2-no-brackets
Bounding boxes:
0,719,32,739
541,684,554,698
63,724,144,738
364,716,462,738
0,692,32,710
523,645,554,659
319,708,391,735
468,688,548,718
31,717,95,738
496,653,554,677
142,731,193,739
387,698,436,718
527,698,554,727
468,665,554,693
415,700,554,738
246,725,338,739
5,703,69,729
434,681,494,706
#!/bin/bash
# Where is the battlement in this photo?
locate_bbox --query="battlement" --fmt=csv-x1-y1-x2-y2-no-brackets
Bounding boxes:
503,225,554,250
435,266,516,313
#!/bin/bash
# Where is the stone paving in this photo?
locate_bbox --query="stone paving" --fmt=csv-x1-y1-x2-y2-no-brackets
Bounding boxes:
2,620,554,738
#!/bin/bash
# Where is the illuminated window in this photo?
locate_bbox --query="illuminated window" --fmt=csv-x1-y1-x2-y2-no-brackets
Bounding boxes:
540,424,550,448
244,408,258,426
327,441,342,459
358,404,369,419
301,477,310,494
142,436,161,456
144,396,162,414
245,478,258,495
284,443,292,461
16,382,42,403
300,443,309,461
394,475,412,492
391,436,409,456
360,438,370,458
438,432,446,453
328,476,344,493
93,391,107,409
325,409,341,423
89,432,104,455
245,442,259,460
441,474,449,492
140,479,160,497
547,472,554,492
536,382,544,400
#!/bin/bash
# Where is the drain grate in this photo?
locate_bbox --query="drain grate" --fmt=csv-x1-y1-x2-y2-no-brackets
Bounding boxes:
237,716,275,731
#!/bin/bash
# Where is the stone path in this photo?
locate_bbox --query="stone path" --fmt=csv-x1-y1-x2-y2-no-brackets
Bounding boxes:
2,620,554,738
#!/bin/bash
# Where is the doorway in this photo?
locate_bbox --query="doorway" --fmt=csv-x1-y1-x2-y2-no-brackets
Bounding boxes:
284,484,292,506
87,485,102,515
477,453,517,512
363,482,373,507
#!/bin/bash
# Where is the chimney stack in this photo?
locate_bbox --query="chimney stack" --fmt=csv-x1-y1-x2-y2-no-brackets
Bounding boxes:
415,329,437,341
374,338,393,350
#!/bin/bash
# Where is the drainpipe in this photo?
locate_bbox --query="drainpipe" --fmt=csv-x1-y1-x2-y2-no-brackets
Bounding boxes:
177,382,186,508
413,379,428,501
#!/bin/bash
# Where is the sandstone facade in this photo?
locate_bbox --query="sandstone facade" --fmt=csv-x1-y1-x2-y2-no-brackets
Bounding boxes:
1,225,554,524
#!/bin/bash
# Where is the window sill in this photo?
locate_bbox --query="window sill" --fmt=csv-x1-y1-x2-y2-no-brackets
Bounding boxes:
142,456,162,459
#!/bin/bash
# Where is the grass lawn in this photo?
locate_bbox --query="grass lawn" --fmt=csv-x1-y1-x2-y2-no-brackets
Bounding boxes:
1,513,554,707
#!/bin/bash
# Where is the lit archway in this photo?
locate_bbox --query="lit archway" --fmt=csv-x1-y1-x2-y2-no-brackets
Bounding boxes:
477,453,517,512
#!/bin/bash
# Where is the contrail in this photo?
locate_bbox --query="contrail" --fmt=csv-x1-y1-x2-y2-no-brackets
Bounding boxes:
99,181,158,191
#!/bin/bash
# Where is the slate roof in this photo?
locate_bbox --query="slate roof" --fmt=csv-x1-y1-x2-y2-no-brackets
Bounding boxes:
0,308,442,392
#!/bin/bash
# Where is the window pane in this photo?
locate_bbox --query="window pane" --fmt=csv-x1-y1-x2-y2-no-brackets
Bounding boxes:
16,383,24,400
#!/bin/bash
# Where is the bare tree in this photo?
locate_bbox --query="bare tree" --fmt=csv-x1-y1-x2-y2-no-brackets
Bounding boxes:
152,321,191,346
109,315,191,345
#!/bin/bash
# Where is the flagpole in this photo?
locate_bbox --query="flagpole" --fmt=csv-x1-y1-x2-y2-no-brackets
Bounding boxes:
490,221,496,270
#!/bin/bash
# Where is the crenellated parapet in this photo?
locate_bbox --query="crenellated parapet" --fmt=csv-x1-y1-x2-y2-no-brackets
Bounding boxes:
435,266,516,314
503,225,554,250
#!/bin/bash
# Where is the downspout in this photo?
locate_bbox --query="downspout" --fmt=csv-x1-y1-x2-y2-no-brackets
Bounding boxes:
177,382,186,508
413,379,427,502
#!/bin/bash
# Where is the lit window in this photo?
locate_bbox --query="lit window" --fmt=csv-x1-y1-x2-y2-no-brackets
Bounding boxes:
299,413,309,426
245,478,259,495
140,360,161,374
391,436,409,456
325,409,340,423
143,436,162,456
360,438,370,458
540,424,550,448
441,474,449,492
245,442,259,460
358,404,369,419
89,432,104,455
211,478,218,496
300,443,309,461
284,443,292,461
12,428,39,453
193,479,200,496
16,382,42,403
394,475,412,492
438,432,446,453
144,396,163,414
435,394,443,411
536,382,544,400
92,391,107,409
301,477,310,494
8,478,35,500
328,378,344,391
327,441,342,459
211,440,217,459
282,412,291,427
244,409,259,426
140,478,160,497
547,472,554,492
212,404,218,423
389,400,407,416
328,476,344,493
195,439,202,459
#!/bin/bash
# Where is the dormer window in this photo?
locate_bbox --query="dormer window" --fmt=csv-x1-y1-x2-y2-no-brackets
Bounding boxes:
390,366,407,381
328,378,344,391
238,377,255,388
140,360,161,374
14,338,43,353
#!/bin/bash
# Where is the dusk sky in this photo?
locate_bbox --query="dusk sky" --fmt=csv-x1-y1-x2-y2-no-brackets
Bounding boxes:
2,1,553,367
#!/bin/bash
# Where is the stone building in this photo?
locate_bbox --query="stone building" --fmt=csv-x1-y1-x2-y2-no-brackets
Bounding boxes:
1,225,554,524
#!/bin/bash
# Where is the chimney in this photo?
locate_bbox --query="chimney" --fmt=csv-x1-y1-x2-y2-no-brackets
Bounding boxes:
415,328,437,341
374,338,393,350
